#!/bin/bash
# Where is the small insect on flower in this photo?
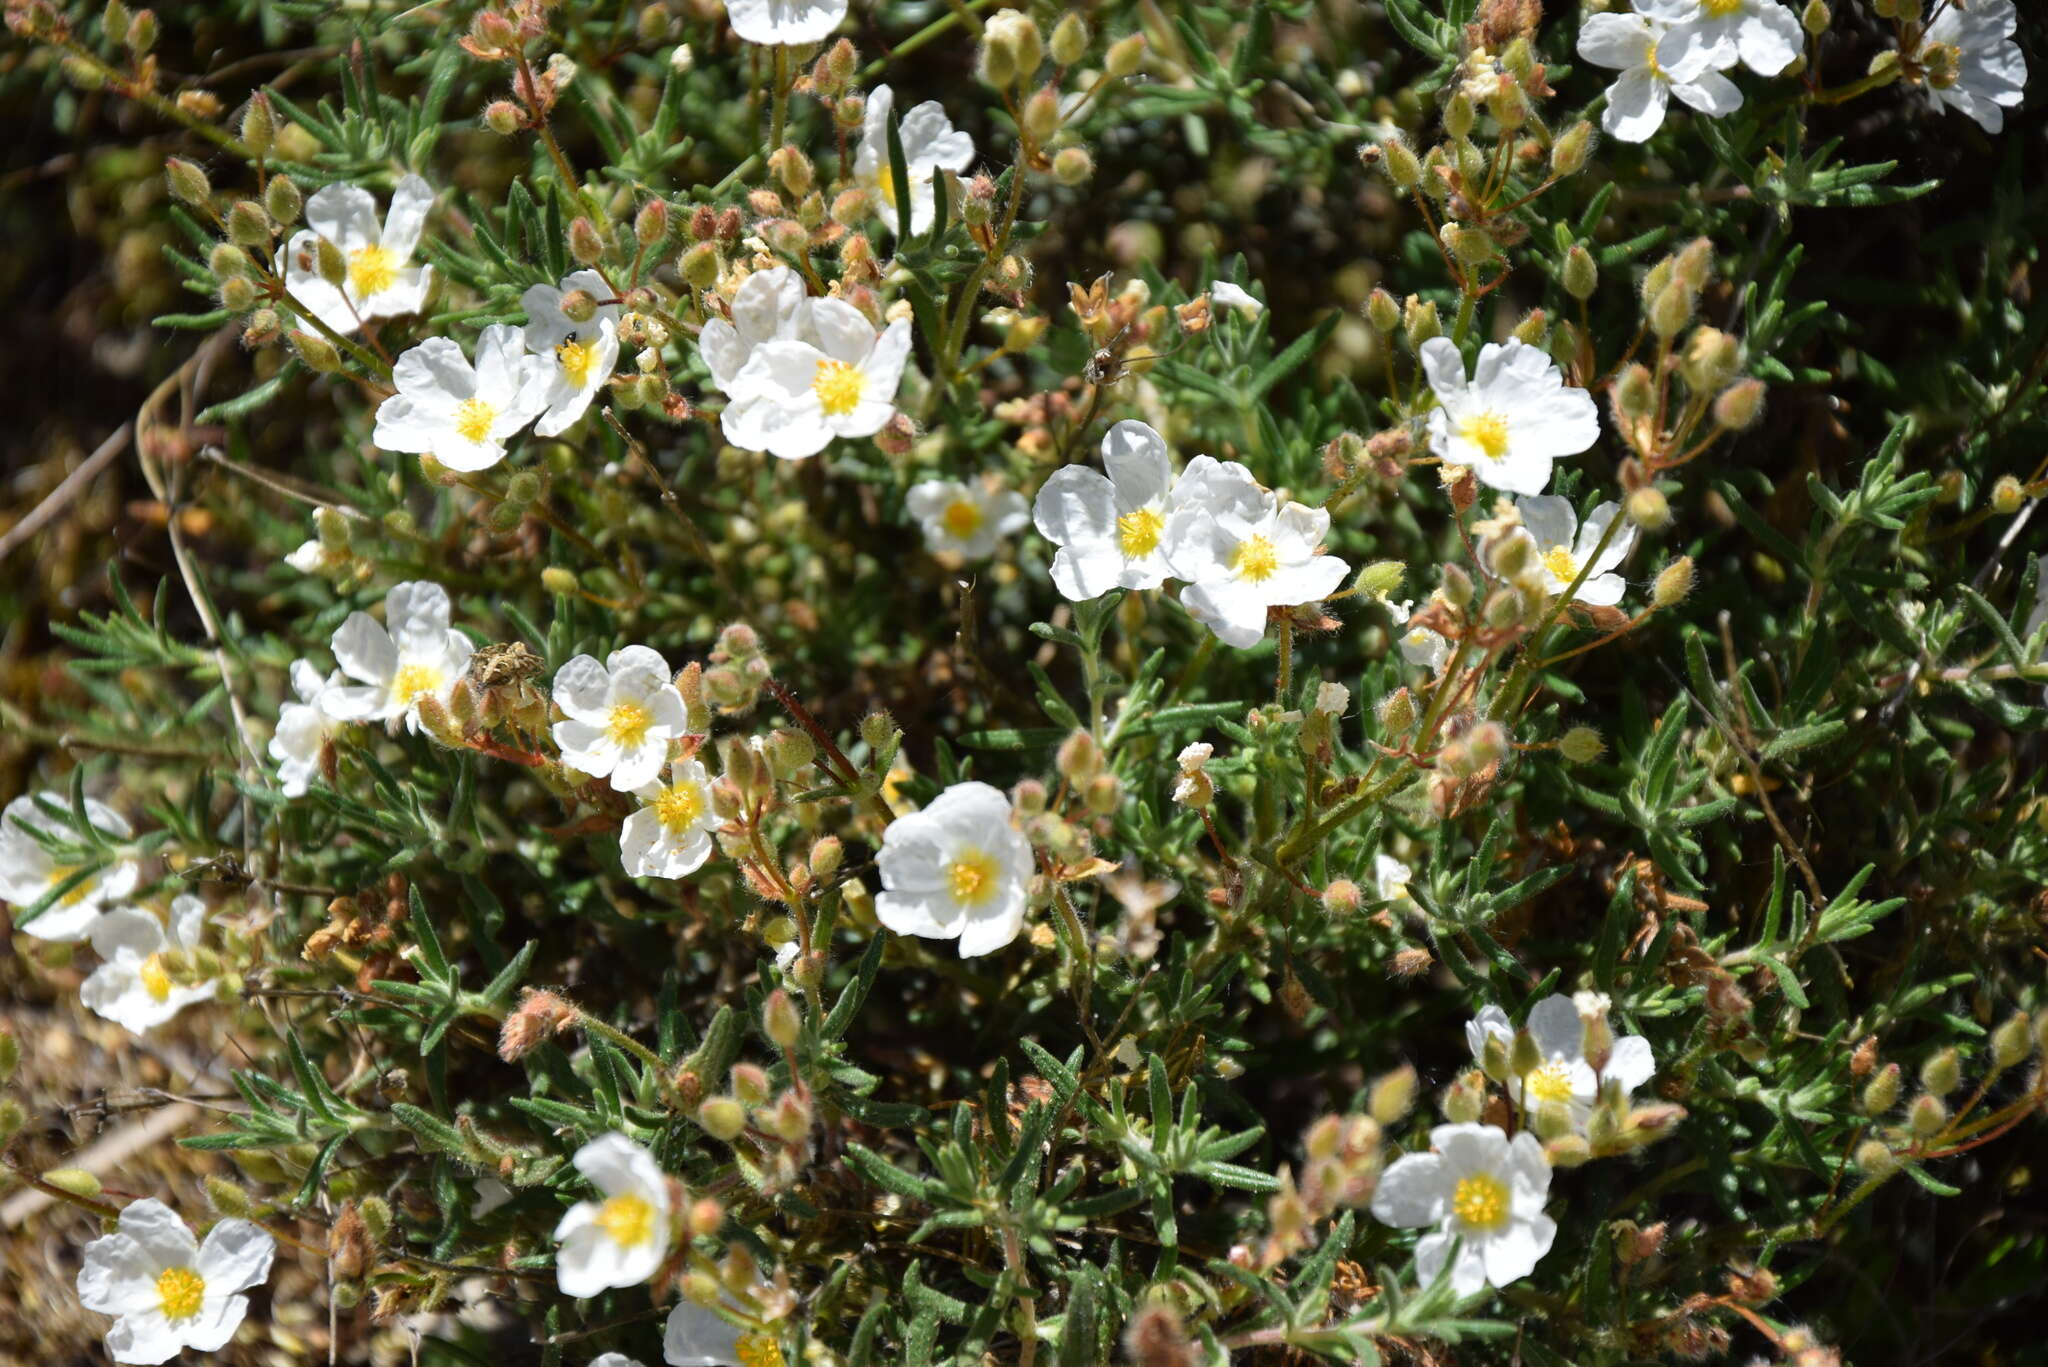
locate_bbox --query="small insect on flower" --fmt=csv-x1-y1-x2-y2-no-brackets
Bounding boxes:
1575,11,1743,143
1420,338,1601,495
907,477,1029,561
324,580,476,733
270,659,348,798
1500,495,1638,606
622,759,720,880
76,1198,275,1365
722,299,913,460
373,325,550,472
523,269,622,437
875,781,1034,958
81,895,215,1034
277,174,435,335
855,84,975,237
0,791,139,943
551,646,690,792
1465,995,1657,1136
724,0,846,47
1369,1122,1557,1297
553,1132,675,1297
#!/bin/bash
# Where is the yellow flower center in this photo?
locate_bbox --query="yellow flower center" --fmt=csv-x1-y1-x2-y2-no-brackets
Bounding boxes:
1458,412,1511,460
1451,1173,1509,1231
453,396,498,444
876,173,899,208
1541,546,1579,583
736,1334,786,1367
812,359,865,416
1644,39,1667,79
556,337,596,388
1525,1060,1577,1105
1700,0,1742,15
391,663,445,707
595,1192,657,1247
606,699,654,749
347,244,399,298
1231,534,1280,583
947,848,1000,907
1116,507,1164,558
941,499,984,541
47,864,92,905
654,781,706,834
140,954,173,1003
156,1265,206,1321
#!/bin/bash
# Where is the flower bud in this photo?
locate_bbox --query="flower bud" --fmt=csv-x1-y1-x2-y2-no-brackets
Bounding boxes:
1085,772,1122,815
540,566,578,596
1551,120,1594,177
0,1028,16,1081
288,329,342,373
1105,32,1146,79
681,241,720,291
1444,92,1475,140
1919,1047,1961,1097
315,237,346,287
126,7,156,55
1509,1028,1542,1078
1989,474,2025,513
763,989,802,1049
1559,726,1604,764
1907,1093,1947,1137
1442,1070,1485,1123
1803,0,1830,32
226,200,273,247
1050,13,1088,66
1563,244,1597,300
1441,561,1474,609
1990,1011,2032,1068
1626,486,1672,531
1511,309,1546,346
568,216,606,266
1322,879,1361,916
1545,1135,1593,1168
242,307,280,347
1713,378,1767,430
1051,146,1094,185
1056,730,1101,785
218,276,259,312
1652,557,1694,609
698,1096,747,1141
240,93,275,156
1369,1065,1418,1126
1467,720,1508,769
1365,287,1401,335
44,1168,102,1199
1403,296,1441,351
1379,134,1421,191
484,100,521,135
1861,1062,1901,1115
1377,687,1416,736
1615,362,1655,420
263,174,302,226
1648,280,1693,340
635,197,670,249
1682,326,1742,393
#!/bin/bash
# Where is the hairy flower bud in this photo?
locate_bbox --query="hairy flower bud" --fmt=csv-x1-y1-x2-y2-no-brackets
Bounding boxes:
1051,146,1094,185
1559,726,1604,764
1379,134,1421,191
1365,287,1401,336
288,329,342,373
1551,120,1594,176
1626,486,1672,531
1403,296,1441,351
1369,1064,1418,1126
262,174,302,227
226,199,273,247
1907,1093,1947,1137
1991,1011,2033,1068
763,989,802,1049
698,1096,747,1141
1652,557,1695,609
1803,0,1831,33
1563,243,1597,301
1104,32,1147,78
1861,1062,1901,1115
568,215,605,266
1713,378,1767,430
1919,1047,1961,1097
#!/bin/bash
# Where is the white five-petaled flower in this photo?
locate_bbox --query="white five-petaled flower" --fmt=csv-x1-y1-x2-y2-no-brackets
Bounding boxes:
700,267,813,398
1919,0,2026,134
723,300,913,460
1373,853,1416,910
1576,11,1743,144
1209,280,1265,316
622,759,719,880
373,324,549,472
270,659,347,798
1168,465,1350,649
1635,0,1803,77
77,1198,276,1365
0,791,138,942
278,174,434,335
907,477,1029,561
664,1299,782,1367
523,268,621,437
875,781,1034,958
325,580,475,732
1420,337,1600,496
552,646,690,792
1369,1122,1556,1298
856,85,976,236
554,1132,675,1298
81,895,214,1034
1033,421,1188,601
1505,496,1637,606
725,0,846,46
1465,995,1657,1133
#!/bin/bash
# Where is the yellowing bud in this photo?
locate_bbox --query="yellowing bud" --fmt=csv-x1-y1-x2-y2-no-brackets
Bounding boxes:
1050,13,1088,66
1560,726,1605,764
1652,556,1695,609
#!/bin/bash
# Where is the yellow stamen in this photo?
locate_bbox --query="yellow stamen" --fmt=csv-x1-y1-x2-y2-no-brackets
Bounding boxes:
1541,546,1578,583
156,1265,206,1320
556,338,596,388
1116,507,1165,558
140,954,173,1003
347,244,399,298
453,396,497,444
1700,0,1742,15
595,1193,656,1247
947,849,1000,906
47,865,92,906
1524,1061,1576,1105
1645,39,1667,79
605,699,654,749
812,359,865,416
941,500,984,541
391,663,444,707
653,781,706,834
1458,412,1511,460
1451,1173,1509,1231
736,1334,786,1367
1231,534,1280,583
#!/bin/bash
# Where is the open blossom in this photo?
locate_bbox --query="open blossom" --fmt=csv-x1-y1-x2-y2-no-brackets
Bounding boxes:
725,0,845,46
1506,496,1637,606
1918,0,2026,134
325,581,475,732
1466,995,1657,1133
1209,280,1264,316
663,1300,787,1367
270,659,346,798
1420,338,1600,496
278,174,434,335
77,1198,275,1364
1370,1122,1556,1297
1576,11,1742,143
621,759,719,879
1382,596,1450,672
552,646,689,792
81,896,214,1033
722,299,912,460
373,325,549,472
908,478,1028,560
1636,0,1802,77
875,781,1033,958
554,1133,674,1297
523,268,620,437
856,84,975,236
1169,464,1350,649
1033,421,1188,601
0,791,139,942
1374,853,1416,910
700,267,812,397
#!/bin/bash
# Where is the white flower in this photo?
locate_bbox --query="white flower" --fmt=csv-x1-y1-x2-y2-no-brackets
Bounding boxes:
81,896,214,1033
0,792,138,942
875,781,1033,958
284,529,348,577
1209,280,1264,316
325,581,475,732
522,269,621,437
1373,853,1415,909
1635,0,1802,77
278,174,434,335
593,1355,647,1367
621,759,719,879
1383,597,1449,672
373,324,550,472
1033,421,1186,601
1419,337,1600,496
700,267,812,398
552,646,689,792
1920,0,2026,134
270,659,347,798
1171,742,1215,809
722,300,913,460
907,478,1029,560
1170,484,1351,650
554,1133,674,1298
77,1198,275,1364
1576,12,1742,143
1506,496,1637,606
1465,996,1657,1133
726,0,846,46
471,1179,514,1220
1369,1122,1556,1297
855,85,976,236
